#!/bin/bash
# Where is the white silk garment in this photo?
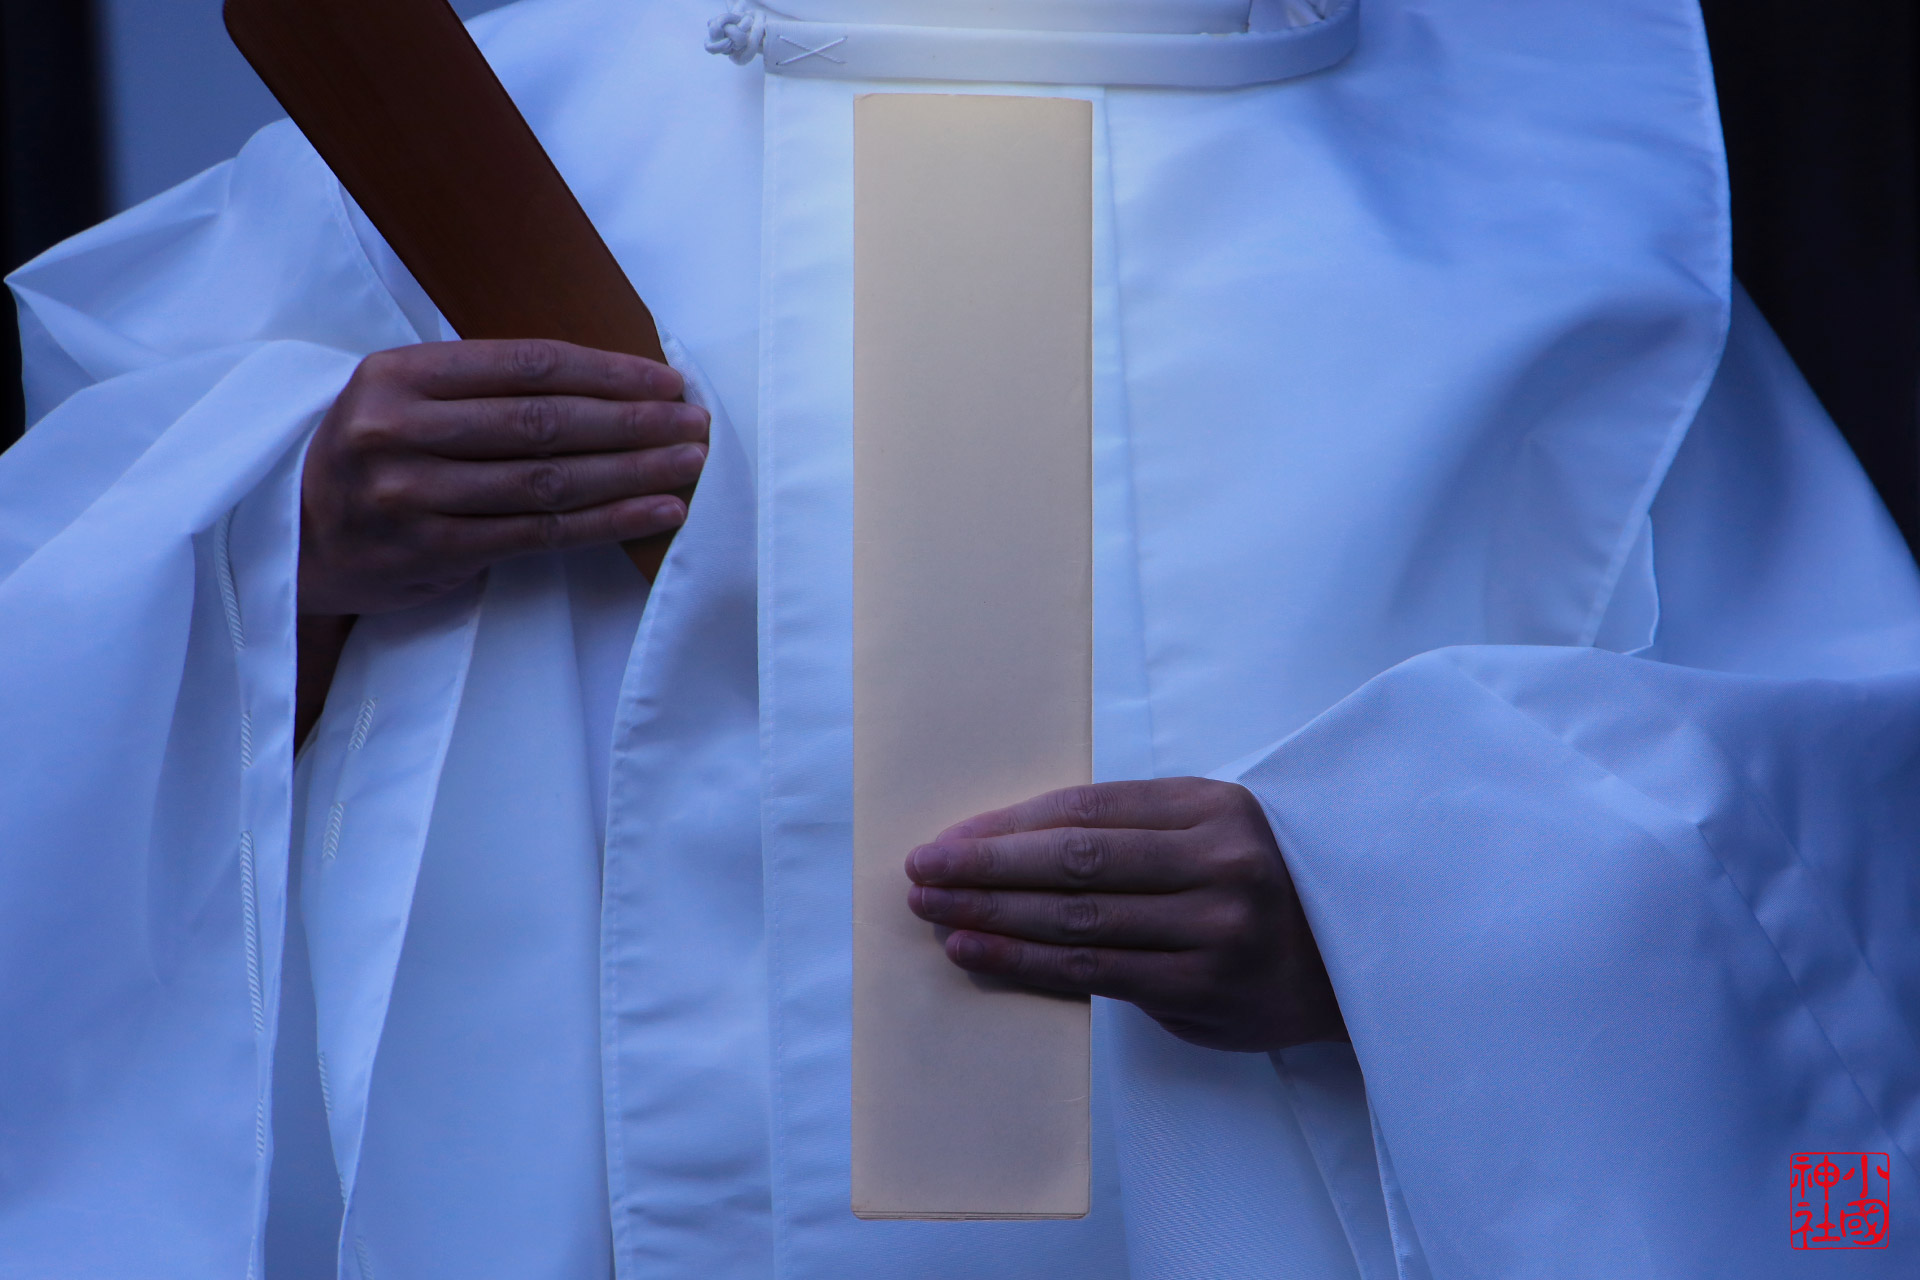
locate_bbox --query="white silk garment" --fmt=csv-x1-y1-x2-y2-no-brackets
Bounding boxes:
4,1,1918,1278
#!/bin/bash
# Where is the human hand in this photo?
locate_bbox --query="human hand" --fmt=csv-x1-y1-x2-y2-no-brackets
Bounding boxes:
905,778,1346,1052
298,338,709,616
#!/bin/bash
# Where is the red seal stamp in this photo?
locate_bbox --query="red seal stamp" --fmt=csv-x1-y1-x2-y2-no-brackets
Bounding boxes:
1791,1152,1890,1249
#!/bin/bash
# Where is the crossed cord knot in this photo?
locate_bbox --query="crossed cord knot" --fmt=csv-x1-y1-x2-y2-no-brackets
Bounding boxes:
705,1,768,64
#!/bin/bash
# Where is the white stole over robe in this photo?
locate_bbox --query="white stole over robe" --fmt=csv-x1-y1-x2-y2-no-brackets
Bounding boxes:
4,0,1918,1277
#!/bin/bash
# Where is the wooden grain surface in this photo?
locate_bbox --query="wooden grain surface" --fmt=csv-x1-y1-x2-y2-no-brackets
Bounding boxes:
225,0,681,580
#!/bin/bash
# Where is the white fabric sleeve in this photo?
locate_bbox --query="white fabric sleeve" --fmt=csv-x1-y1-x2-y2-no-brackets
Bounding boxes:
0,120,416,1277
1240,290,1920,1276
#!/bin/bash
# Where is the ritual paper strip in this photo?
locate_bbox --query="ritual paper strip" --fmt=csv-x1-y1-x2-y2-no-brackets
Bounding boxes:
851,92,1094,1221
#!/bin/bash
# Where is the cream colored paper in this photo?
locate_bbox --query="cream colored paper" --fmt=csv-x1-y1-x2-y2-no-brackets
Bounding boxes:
851,92,1094,1221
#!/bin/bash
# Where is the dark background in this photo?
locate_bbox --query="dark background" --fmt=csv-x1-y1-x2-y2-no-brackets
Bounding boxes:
5,1,1918,557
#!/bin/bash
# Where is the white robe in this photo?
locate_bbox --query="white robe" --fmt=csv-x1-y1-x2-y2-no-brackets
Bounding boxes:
3,0,1916,1276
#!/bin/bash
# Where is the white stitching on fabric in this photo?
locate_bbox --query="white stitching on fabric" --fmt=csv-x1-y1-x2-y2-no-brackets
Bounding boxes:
240,831,264,1035
318,1048,355,1203
348,697,378,751
215,508,273,1266
214,512,246,655
774,33,847,65
322,802,345,861
316,1049,335,1120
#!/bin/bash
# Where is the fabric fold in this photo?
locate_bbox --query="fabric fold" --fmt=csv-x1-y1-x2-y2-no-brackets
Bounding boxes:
1236,287,1920,1274
296,588,482,1260
0,340,356,1273
599,335,775,1276
1251,647,1920,1276
0,113,427,1277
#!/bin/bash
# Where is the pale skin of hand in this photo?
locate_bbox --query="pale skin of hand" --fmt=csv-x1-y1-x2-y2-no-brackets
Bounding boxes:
298,337,708,617
907,778,1347,1053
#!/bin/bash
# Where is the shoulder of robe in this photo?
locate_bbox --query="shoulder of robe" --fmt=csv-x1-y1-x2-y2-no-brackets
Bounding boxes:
465,0,757,175
6,118,415,403
466,0,726,100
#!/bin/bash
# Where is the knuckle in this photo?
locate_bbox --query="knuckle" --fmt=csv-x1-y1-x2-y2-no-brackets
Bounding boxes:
586,505,627,544
1058,785,1107,827
963,839,999,883
358,348,404,385
674,401,712,441
1172,776,1221,808
361,470,416,517
1060,947,1103,987
345,411,407,453
1206,898,1258,945
1057,829,1105,884
1057,895,1103,943
650,361,687,400
1227,781,1269,825
620,400,660,443
509,339,563,383
625,449,668,495
516,397,563,451
525,460,571,510
969,891,1004,930
1214,843,1276,889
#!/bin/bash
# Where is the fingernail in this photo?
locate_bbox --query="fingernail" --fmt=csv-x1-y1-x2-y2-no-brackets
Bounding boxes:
950,933,986,965
651,496,688,525
913,886,952,919
675,443,707,479
907,844,949,881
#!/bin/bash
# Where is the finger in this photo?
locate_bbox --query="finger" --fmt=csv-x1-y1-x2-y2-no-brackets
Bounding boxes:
406,395,710,461
939,778,1225,841
906,825,1205,893
431,493,690,564
909,886,1210,950
377,339,684,403
942,931,1201,1005
411,445,708,515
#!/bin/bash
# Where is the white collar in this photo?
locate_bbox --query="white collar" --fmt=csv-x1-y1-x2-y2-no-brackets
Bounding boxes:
762,0,1328,35
706,0,1357,87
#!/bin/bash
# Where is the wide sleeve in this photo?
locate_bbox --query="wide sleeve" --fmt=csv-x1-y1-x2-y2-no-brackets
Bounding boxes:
0,122,416,1277
1242,289,1920,1277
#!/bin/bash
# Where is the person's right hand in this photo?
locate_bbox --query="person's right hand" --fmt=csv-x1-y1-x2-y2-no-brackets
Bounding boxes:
298,338,708,616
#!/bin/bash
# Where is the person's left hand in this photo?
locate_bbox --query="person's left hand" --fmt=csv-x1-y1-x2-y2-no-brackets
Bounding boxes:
905,778,1346,1053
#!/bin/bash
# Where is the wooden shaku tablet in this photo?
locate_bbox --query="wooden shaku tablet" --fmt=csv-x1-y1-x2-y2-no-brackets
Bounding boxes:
224,0,682,580
851,92,1094,1221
